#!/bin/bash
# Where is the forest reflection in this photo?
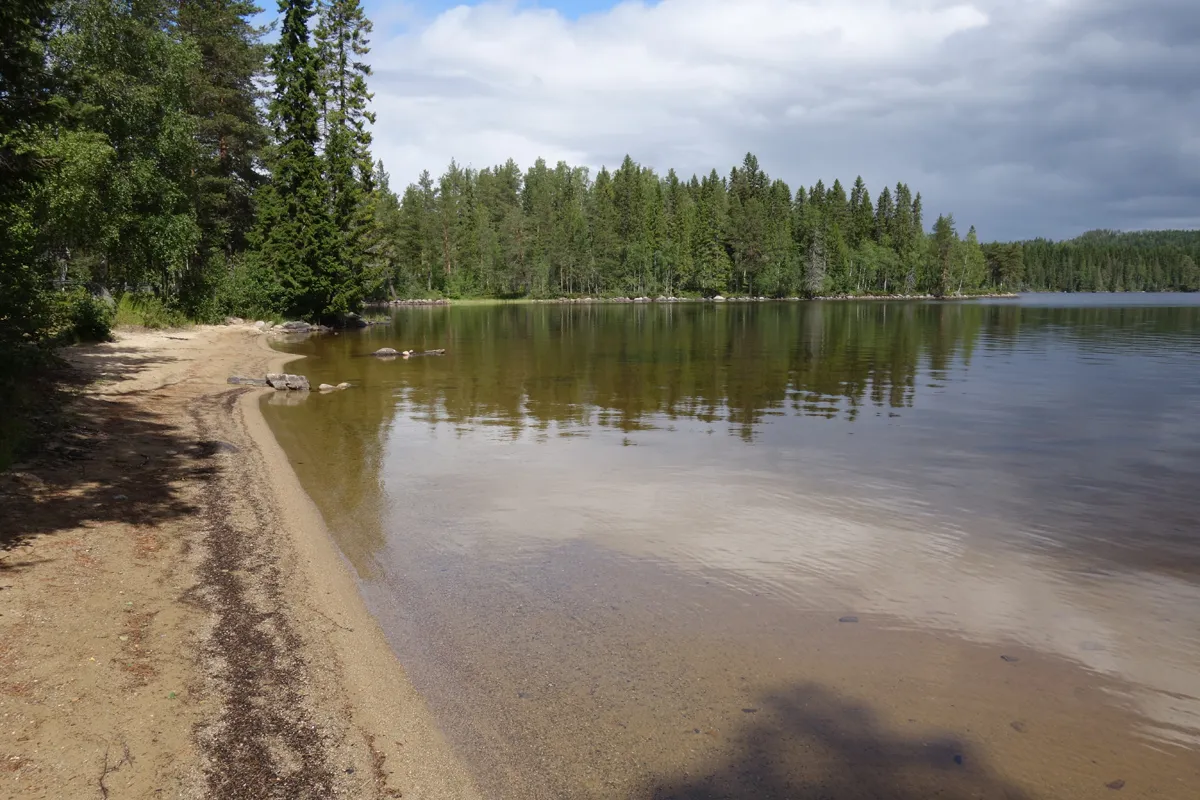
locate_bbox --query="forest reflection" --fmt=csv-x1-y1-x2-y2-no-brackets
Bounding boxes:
264,297,1200,580
371,300,1196,441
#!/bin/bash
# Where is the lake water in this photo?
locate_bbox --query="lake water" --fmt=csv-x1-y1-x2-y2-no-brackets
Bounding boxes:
264,295,1200,799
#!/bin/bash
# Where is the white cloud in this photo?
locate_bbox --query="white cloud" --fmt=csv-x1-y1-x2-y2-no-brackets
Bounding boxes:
366,0,1200,239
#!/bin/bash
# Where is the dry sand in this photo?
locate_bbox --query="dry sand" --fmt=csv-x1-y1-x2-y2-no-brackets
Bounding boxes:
0,325,481,799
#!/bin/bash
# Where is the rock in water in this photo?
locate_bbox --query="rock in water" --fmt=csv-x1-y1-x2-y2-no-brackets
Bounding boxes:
336,382,351,390
277,320,311,333
265,373,309,390
318,383,335,392
373,347,399,356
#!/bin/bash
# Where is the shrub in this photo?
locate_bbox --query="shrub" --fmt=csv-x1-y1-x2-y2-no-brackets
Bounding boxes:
113,292,187,329
50,287,114,343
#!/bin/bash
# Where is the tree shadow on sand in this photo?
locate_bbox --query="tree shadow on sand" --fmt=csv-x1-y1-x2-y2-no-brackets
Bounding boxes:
649,682,1031,800
0,344,231,560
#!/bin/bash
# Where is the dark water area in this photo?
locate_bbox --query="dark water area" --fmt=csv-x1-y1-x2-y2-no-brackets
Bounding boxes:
265,295,1200,798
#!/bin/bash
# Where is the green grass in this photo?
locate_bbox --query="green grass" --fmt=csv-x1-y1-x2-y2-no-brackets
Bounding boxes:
114,293,190,329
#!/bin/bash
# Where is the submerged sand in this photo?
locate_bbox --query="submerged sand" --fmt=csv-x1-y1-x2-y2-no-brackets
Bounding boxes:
0,325,480,799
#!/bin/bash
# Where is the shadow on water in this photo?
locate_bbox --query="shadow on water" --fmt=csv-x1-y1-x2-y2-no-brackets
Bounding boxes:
649,682,1030,800
0,345,226,560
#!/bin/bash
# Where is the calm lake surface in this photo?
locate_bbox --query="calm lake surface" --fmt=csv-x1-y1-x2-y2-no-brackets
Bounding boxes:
264,295,1200,799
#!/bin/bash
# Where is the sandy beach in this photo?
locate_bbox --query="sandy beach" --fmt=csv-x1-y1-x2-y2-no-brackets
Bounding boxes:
0,325,481,799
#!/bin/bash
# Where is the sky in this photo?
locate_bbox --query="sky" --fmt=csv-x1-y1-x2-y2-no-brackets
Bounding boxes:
269,0,1200,241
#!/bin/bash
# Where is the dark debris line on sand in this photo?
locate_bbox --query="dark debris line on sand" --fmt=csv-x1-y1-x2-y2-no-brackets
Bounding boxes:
188,389,337,799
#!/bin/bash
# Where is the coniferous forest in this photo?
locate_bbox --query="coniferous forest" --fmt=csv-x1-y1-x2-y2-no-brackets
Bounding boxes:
3,0,1200,355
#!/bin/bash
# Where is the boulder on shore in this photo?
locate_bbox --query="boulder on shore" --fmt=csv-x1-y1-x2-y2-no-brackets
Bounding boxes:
265,373,310,391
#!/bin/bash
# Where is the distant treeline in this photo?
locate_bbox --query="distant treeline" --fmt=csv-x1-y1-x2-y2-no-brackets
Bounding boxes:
375,159,1200,299
1015,230,1200,293
374,154,982,299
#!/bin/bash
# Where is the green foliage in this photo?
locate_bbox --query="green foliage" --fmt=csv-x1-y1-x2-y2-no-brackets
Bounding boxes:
54,288,114,341
317,0,376,312
1,0,56,349
45,0,203,295
1009,230,1200,292
932,213,957,297
214,253,281,320
248,0,347,319
114,292,187,329
176,0,270,298
386,155,956,299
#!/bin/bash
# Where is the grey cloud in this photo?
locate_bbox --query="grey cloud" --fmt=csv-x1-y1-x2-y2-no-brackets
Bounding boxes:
371,0,1199,241
753,0,1200,239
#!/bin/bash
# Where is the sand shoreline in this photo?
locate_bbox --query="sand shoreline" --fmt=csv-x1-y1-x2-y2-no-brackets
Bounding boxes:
0,324,479,799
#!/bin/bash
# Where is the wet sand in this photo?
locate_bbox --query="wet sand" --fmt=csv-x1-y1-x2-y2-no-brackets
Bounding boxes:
0,325,479,799
348,534,1200,799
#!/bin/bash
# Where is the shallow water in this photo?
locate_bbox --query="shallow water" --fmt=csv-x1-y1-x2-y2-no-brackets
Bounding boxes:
265,296,1200,798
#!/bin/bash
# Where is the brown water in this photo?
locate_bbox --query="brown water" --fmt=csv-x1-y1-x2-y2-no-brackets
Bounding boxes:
264,296,1200,799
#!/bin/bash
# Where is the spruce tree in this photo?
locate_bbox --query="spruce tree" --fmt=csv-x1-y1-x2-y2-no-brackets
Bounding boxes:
933,213,958,297
962,225,986,292
692,169,731,294
317,0,376,311
251,0,339,319
363,159,401,297
854,186,874,249
874,185,893,247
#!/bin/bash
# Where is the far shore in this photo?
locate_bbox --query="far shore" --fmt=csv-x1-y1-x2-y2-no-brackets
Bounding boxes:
370,291,1021,307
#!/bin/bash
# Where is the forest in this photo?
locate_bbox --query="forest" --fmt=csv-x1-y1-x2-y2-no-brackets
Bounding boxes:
3,0,1199,350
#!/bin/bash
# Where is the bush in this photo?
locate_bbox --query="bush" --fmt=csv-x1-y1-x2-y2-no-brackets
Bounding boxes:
214,254,281,321
50,287,114,343
113,292,187,329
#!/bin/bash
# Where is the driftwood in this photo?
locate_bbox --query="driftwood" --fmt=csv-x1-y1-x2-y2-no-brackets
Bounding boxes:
371,348,447,359
226,374,311,390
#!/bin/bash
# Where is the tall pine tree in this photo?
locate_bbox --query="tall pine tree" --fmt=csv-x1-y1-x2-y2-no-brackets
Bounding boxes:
317,0,376,309
250,0,340,318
